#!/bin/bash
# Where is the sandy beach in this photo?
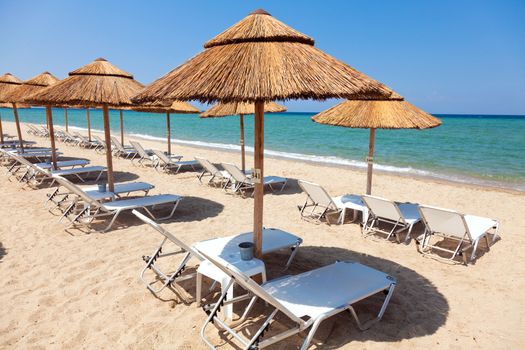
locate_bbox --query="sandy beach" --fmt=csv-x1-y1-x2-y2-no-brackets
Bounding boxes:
1,120,524,349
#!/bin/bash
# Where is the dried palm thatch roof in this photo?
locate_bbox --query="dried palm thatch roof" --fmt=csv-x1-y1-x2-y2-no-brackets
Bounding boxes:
0,102,30,108
25,58,144,107
201,101,286,117
130,100,200,114
0,73,23,103
133,9,396,104
4,71,60,104
312,97,441,129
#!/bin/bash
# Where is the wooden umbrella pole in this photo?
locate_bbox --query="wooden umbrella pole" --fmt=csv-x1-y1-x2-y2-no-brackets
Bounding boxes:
103,105,115,192
64,108,69,132
166,112,171,155
253,101,264,258
239,114,246,171
366,128,376,195
86,108,92,141
11,103,24,152
119,110,124,145
0,112,4,144
46,106,58,170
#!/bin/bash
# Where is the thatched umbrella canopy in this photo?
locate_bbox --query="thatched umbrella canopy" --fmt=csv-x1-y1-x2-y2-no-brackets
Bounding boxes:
26,58,144,190
4,72,60,151
201,102,286,171
312,97,442,194
133,9,396,257
0,73,23,145
128,101,200,155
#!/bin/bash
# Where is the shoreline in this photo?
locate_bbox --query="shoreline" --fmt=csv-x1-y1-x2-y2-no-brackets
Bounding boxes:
11,120,522,195
43,122,525,195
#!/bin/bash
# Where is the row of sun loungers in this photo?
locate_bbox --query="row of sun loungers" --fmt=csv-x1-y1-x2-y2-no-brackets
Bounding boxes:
196,157,287,196
298,180,500,265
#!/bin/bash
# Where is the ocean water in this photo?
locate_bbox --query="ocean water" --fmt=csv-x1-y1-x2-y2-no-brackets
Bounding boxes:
1,107,524,191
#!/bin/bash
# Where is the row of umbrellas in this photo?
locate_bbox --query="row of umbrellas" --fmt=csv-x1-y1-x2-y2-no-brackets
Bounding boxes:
0,9,441,258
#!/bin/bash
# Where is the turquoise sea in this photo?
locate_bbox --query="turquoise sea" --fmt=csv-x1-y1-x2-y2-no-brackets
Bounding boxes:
1,107,524,191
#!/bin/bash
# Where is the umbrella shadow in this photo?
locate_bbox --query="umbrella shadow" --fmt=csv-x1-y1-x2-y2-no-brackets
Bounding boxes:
277,178,305,195
164,196,225,223
0,242,6,262
253,245,450,347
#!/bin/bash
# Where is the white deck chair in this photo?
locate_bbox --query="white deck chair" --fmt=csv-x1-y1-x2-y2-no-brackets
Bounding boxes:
130,141,157,166
362,195,421,243
418,205,500,264
35,159,90,170
195,248,396,350
111,136,137,158
134,209,302,296
26,124,42,136
298,180,366,224
152,150,198,173
8,153,106,187
222,162,287,196
195,157,231,187
53,176,182,232
61,131,81,145
46,179,154,212
73,133,99,148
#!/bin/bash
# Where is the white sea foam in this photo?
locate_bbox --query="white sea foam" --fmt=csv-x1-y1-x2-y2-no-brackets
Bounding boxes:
47,125,525,192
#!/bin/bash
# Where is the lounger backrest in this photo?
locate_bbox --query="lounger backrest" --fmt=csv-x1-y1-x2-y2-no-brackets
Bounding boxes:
196,248,305,324
111,136,123,150
152,150,170,164
131,210,201,260
221,163,247,182
51,175,102,208
195,157,219,175
130,141,148,158
362,195,403,223
94,136,106,146
298,180,336,209
418,205,468,239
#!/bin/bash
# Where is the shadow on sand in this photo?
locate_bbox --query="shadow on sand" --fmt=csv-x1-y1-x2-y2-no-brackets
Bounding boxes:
80,196,224,234
0,242,6,262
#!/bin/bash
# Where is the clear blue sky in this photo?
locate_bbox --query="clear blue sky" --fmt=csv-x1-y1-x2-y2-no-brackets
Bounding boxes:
1,0,524,114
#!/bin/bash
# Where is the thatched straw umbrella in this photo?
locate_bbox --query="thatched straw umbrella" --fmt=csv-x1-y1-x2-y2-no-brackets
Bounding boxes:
133,9,396,257
201,102,286,171
25,58,144,190
4,72,60,153
312,97,442,194
130,101,200,155
0,73,23,146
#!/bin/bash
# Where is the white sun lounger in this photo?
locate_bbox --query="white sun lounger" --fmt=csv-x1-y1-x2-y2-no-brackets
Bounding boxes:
298,180,366,224
134,209,302,297
73,132,100,148
417,205,500,264
195,157,231,187
130,141,157,166
196,249,396,350
362,195,421,243
7,153,106,186
152,150,198,173
111,136,137,158
46,178,154,211
222,162,287,196
53,176,182,232
0,140,36,148
35,159,90,170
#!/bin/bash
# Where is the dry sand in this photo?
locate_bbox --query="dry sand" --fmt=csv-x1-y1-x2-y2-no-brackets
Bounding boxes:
0,121,524,349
